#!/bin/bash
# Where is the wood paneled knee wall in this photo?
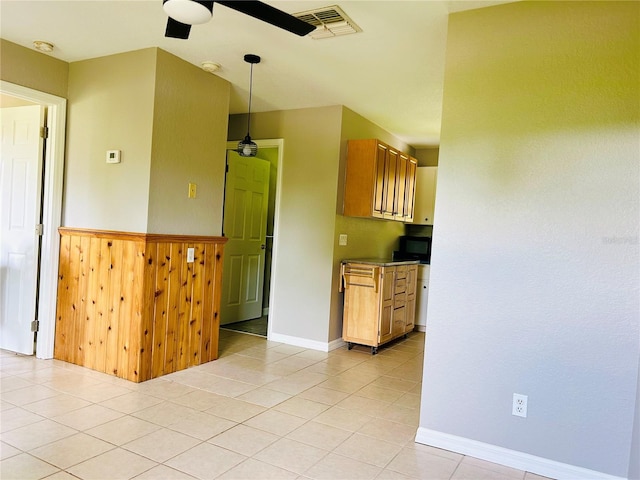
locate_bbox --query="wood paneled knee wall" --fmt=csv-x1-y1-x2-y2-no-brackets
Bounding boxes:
54,228,227,382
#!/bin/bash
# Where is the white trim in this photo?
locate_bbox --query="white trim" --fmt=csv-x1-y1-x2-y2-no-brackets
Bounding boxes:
1,81,66,360
226,139,284,343
415,428,626,480
269,332,330,352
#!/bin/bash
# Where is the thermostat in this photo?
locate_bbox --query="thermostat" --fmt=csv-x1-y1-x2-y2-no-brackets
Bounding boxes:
106,150,121,164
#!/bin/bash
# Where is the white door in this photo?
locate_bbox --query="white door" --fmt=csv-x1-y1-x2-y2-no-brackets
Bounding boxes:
0,105,45,354
221,152,270,325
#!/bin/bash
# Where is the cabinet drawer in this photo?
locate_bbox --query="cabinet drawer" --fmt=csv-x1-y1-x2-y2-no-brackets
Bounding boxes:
394,278,406,294
394,292,407,308
395,265,407,279
342,264,380,290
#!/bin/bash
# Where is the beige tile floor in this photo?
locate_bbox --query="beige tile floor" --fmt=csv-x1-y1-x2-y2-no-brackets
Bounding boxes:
1,330,549,480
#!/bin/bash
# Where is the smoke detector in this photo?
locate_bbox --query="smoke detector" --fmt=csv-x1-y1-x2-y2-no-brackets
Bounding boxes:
201,61,221,73
33,40,54,53
293,5,361,39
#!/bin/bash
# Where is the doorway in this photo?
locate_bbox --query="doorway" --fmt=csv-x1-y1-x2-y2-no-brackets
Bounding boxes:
0,81,66,359
222,140,283,339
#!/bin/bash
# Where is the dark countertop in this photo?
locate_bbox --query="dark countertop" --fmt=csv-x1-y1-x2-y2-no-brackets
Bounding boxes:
341,258,420,266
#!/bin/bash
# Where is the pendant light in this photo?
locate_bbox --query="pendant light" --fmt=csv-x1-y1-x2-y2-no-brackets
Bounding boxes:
238,54,261,157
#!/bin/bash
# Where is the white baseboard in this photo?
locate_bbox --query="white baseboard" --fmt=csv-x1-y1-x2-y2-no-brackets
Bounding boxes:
414,325,426,333
262,307,269,316
415,428,626,480
269,332,332,352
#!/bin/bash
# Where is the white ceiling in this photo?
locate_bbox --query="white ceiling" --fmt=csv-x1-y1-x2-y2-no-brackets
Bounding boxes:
0,0,512,147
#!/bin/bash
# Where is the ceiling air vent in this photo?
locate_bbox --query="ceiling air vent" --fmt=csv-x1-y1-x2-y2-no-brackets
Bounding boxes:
293,5,362,39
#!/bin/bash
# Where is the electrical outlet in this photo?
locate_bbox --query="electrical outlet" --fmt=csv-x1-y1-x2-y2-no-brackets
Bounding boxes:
188,183,197,199
512,393,528,418
186,247,195,263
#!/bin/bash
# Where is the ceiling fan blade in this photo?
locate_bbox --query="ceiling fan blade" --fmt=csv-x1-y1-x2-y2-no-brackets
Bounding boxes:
165,17,192,39
217,1,315,37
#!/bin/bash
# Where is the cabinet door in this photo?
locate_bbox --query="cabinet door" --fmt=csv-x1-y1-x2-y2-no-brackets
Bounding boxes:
404,158,417,222
404,297,416,332
406,265,417,296
394,153,408,220
393,306,406,337
415,265,430,328
378,267,395,344
413,166,437,225
372,143,387,218
342,264,382,346
383,149,399,219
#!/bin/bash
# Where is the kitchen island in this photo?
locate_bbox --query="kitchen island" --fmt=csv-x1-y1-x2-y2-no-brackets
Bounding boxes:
340,259,419,354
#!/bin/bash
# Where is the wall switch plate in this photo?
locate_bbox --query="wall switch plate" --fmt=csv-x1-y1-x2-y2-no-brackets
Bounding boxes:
188,183,197,199
106,150,121,164
339,234,348,246
512,393,528,418
186,247,195,263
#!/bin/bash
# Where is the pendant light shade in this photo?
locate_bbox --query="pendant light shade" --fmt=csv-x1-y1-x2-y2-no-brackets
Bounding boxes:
238,54,261,157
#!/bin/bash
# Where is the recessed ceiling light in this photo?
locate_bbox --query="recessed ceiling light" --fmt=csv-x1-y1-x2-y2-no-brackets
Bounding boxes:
33,40,54,53
201,62,221,73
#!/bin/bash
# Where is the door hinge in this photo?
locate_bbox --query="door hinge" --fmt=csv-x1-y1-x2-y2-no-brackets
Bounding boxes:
31,320,39,332
40,126,49,139
36,224,44,236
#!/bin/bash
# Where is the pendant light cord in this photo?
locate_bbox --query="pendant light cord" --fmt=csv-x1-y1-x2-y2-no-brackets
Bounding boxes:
246,63,253,137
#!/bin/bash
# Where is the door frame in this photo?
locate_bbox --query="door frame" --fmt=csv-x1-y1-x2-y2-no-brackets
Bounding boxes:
226,139,283,340
1,81,67,359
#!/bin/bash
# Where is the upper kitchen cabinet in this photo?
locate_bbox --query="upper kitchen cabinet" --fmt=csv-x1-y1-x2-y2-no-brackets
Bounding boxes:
412,166,438,225
343,139,417,222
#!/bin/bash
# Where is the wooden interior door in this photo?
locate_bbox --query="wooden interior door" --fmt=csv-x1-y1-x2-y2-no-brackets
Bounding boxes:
0,105,44,354
220,152,270,325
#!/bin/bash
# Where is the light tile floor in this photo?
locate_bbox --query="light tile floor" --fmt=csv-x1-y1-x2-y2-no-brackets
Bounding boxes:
1,331,551,480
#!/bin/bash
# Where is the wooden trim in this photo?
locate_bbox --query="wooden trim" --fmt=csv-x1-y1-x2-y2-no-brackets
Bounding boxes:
58,227,228,245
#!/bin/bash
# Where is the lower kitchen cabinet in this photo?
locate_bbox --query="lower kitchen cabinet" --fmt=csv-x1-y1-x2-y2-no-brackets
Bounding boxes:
415,264,430,331
340,260,418,354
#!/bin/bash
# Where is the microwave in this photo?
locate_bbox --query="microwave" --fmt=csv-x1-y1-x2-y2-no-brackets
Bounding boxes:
395,235,432,263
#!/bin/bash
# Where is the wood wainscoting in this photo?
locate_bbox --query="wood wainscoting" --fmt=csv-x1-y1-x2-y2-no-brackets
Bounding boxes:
54,228,227,382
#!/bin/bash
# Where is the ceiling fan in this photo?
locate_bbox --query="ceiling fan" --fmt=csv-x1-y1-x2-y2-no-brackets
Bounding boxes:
163,0,315,39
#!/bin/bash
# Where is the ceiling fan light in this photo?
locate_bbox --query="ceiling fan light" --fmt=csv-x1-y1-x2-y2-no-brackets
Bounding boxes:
238,135,258,157
163,0,212,25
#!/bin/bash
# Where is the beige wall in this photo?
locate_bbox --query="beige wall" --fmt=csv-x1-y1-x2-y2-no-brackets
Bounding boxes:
419,2,639,478
64,49,156,231
229,106,343,344
0,39,68,98
229,105,418,344
63,48,230,234
148,49,230,236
